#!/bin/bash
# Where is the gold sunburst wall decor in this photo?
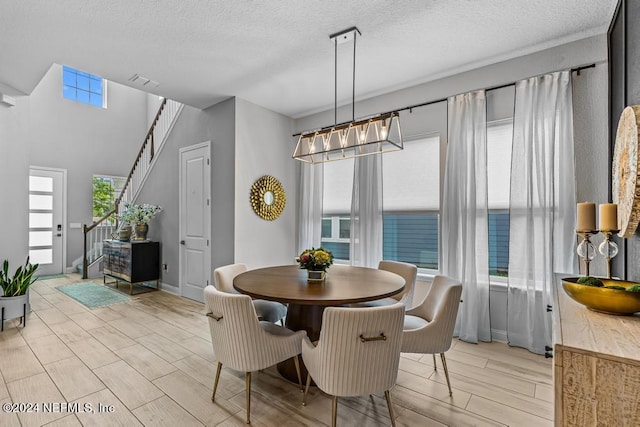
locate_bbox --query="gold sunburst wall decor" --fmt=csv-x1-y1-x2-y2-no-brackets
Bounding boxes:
250,175,286,221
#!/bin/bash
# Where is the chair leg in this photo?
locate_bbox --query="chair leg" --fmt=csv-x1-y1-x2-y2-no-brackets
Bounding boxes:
245,372,251,424
211,362,222,402
432,353,437,371
293,355,303,392
302,373,311,406
331,395,338,427
440,353,452,396
384,390,396,427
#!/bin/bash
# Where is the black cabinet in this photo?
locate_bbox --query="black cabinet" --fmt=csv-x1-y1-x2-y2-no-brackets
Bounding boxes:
104,240,159,294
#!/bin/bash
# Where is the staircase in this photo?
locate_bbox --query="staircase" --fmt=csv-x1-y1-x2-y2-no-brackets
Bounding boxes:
81,98,183,278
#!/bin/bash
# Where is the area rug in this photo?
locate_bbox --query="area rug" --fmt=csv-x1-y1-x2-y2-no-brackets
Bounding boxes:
56,282,132,309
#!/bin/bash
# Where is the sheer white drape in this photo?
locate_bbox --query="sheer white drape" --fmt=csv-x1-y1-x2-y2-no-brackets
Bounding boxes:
297,163,324,252
442,90,492,343
350,155,383,267
507,70,577,354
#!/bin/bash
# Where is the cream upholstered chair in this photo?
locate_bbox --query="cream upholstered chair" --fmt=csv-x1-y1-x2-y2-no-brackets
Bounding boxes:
401,275,462,396
214,263,287,324
301,303,405,427
352,260,417,309
204,285,305,424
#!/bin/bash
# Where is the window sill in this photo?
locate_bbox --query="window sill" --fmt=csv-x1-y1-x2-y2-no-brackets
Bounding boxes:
416,271,509,293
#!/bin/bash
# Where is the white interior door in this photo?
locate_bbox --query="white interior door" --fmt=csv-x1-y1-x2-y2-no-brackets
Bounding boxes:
28,167,66,276
179,142,211,302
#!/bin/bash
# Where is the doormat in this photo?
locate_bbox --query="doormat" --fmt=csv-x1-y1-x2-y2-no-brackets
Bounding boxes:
56,282,132,309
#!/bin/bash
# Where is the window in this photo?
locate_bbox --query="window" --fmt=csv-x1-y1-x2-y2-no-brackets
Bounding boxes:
62,65,106,107
322,158,354,262
321,136,442,271
320,122,513,278
92,175,125,224
487,120,513,278
382,135,441,270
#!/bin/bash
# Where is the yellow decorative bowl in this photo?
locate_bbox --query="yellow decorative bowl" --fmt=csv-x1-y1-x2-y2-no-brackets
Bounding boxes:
562,277,640,315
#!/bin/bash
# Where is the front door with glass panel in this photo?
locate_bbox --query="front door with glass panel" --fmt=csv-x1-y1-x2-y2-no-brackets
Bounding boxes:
29,168,65,275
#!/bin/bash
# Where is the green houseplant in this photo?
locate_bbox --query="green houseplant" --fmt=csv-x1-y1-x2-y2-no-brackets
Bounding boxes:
0,257,38,331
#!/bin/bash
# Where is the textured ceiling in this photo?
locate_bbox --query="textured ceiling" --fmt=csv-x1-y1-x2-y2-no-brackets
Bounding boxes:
0,0,618,118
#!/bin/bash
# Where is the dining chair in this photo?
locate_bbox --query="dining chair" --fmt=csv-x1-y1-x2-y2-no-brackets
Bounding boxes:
352,260,417,309
401,275,462,396
301,303,405,427
214,263,287,324
204,285,306,424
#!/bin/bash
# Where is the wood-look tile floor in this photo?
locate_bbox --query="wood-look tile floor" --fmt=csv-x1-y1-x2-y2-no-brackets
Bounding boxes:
0,274,553,426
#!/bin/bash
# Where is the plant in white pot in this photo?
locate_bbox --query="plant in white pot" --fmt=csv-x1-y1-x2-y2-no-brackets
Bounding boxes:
0,257,38,331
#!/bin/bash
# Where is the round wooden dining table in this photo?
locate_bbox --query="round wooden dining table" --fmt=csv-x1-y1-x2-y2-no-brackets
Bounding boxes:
233,264,405,382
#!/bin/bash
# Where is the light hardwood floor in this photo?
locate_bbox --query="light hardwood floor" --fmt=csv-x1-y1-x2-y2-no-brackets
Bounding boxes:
0,274,553,426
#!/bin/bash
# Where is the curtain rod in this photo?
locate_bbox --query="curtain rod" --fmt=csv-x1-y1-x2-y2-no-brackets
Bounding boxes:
292,63,596,137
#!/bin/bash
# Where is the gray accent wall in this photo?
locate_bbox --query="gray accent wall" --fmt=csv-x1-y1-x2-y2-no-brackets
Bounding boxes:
137,99,236,291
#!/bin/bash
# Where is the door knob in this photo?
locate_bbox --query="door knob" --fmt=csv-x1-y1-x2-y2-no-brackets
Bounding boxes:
56,233,62,237
180,240,185,245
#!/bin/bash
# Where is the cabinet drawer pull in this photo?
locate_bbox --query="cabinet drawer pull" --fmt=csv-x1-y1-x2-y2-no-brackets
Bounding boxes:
360,333,386,343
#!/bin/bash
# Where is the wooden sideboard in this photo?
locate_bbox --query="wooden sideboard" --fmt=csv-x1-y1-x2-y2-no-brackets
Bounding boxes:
103,239,160,294
552,277,640,426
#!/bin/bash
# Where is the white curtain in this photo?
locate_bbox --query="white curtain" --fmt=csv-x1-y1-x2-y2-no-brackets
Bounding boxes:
297,162,323,252
350,155,383,267
507,70,577,354
442,90,492,343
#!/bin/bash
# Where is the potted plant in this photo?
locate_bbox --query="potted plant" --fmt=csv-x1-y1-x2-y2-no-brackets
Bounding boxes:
296,247,334,282
0,257,38,331
119,203,162,241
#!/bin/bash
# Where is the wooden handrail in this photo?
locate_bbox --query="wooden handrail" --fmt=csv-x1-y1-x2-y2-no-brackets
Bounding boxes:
115,98,167,207
82,98,171,278
84,208,117,234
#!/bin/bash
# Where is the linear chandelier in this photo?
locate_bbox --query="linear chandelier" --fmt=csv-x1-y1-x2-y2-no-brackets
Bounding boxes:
292,27,403,164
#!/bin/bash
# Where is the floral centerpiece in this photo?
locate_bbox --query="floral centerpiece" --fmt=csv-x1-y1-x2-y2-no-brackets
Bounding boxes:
297,247,334,282
119,203,162,241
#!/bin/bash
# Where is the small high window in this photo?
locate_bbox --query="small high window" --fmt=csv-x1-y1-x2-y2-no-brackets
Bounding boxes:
62,65,106,108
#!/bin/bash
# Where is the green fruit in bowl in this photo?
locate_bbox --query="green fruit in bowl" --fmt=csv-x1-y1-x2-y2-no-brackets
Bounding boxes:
604,285,626,290
626,285,640,293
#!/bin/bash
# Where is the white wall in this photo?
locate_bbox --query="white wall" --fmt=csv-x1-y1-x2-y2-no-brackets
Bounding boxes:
234,98,297,268
294,34,609,340
0,64,148,269
27,64,148,266
0,97,30,267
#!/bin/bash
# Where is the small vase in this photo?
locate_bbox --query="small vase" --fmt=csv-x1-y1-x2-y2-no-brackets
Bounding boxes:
307,270,325,282
118,224,132,241
134,223,149,241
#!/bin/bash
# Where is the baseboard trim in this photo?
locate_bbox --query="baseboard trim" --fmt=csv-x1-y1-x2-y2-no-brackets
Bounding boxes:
491,328,507,342
158,282,179,295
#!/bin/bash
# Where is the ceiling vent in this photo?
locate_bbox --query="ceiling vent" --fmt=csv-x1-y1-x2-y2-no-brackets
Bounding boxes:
128,74,159,88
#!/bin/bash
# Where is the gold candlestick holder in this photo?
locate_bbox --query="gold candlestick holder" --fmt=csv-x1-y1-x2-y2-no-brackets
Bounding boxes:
576,230,598,276
598,230,620,279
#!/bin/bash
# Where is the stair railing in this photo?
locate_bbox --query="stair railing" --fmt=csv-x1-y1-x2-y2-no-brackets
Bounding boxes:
81,98,182,278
